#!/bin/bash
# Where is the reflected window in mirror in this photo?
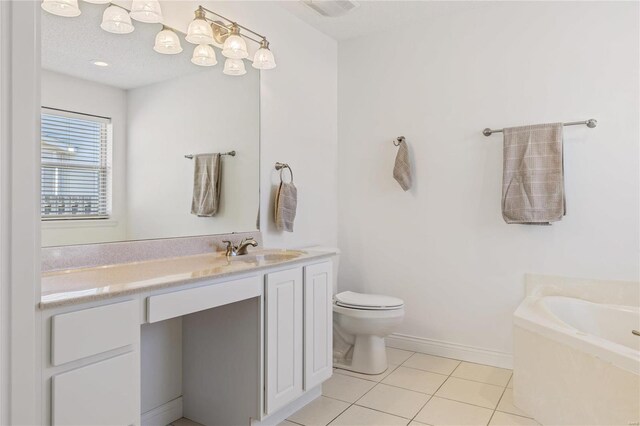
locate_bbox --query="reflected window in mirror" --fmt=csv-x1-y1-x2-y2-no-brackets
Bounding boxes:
41,108,111,221
40,2,260,247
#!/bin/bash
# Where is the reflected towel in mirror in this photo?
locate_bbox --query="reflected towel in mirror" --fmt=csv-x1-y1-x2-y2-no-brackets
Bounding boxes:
191,153,222,217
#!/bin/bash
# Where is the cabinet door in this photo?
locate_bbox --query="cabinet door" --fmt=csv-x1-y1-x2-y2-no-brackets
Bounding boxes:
303,261,333,390
265,268,303,415
52,352,137,426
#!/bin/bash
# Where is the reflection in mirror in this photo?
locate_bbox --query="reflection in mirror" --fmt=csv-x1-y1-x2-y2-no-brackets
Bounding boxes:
40,2,260,247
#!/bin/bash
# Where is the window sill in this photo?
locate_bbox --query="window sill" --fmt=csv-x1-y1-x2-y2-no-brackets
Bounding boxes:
42,219,119,230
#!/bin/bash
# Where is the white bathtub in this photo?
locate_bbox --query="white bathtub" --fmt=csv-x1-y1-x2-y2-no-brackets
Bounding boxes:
513,275,640,426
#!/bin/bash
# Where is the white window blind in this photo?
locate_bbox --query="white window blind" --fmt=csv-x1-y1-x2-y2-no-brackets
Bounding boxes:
41,108,111,220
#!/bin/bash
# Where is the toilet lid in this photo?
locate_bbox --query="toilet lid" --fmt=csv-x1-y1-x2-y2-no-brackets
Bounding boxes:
335,291,404,310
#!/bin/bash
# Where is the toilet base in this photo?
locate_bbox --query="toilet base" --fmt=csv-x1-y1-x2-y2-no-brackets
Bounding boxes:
334,335,388,375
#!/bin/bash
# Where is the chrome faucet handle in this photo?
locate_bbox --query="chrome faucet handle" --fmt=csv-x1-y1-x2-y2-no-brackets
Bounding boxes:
222,240,236,257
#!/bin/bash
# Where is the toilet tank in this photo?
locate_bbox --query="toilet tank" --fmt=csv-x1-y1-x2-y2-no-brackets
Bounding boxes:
305,246,340,295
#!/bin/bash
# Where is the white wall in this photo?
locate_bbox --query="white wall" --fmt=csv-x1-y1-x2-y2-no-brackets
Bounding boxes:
160,1,338,249
40,70,128,246
126,66,260,240
338,1,639,360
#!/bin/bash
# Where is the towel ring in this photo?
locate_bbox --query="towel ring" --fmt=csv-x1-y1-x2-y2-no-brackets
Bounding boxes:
275,162,294,183
393,136,405,147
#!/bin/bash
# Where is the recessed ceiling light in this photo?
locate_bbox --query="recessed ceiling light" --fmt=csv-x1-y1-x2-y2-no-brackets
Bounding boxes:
91,60,109,67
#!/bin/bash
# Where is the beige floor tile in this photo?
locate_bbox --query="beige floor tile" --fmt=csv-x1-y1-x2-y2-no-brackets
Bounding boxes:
506,375,513,389
329,405,409,426
279,421,302,426
403,353,461,375
451,362,511,387
356,383,431,419
496,388,530,418
435,377,504,409
322,373,376,403
414,396,493,425
408,422,428,426
288,396,350,426
334,364,399,382
382,366,448,394
489,411,539,426
172,419,204,426
387,347,414,365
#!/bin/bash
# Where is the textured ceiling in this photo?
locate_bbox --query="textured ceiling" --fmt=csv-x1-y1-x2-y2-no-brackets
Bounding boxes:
41,2,211,89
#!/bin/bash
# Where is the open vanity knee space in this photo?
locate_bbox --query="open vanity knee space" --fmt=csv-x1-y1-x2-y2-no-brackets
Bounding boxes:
40,244,336,426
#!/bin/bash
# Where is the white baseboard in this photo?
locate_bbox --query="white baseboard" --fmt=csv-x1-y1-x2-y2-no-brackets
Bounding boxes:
251,387,322,426
386,333,513,369
141,397,183,426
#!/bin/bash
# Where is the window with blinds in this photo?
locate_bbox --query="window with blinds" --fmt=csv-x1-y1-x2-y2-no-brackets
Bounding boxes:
41,108,111,220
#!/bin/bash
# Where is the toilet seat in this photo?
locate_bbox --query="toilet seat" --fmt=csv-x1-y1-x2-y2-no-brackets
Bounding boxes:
335,291,404,310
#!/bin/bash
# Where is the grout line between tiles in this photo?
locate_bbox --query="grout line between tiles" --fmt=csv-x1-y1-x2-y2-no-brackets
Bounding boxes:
319,352,514,426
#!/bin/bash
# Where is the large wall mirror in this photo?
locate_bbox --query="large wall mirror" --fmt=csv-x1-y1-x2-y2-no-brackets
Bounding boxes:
41,2,260,247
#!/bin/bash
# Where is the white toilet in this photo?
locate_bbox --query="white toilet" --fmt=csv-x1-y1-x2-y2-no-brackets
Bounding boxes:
333,291,405,375
307,246,405,375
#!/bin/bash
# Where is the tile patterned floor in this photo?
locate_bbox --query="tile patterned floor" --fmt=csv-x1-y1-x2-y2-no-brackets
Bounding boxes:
283,348,540,426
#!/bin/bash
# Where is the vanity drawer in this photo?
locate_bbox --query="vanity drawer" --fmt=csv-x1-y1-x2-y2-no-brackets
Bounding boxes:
147,275,262,323
51,300,137,366
52,352,137,426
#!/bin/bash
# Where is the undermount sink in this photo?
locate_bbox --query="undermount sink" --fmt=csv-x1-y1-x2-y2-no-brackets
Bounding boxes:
231,250,306,263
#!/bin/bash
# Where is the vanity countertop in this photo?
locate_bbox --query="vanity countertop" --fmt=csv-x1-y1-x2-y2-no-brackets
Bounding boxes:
41,249,335,309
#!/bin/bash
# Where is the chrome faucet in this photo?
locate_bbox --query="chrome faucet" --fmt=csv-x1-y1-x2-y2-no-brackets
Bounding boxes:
222,237,258,257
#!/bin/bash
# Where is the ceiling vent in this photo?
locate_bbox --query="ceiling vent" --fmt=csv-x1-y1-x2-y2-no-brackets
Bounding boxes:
302,0,360,17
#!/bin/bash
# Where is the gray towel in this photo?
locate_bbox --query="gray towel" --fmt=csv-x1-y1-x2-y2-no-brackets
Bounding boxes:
502,123,565,224
191,153,221,217
275,182,297,232
393,142,413,191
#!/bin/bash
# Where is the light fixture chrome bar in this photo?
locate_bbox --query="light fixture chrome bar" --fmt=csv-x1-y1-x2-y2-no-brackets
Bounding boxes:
199,5,266,41
483,118,598,137
185,151,237,159
206,19,262,44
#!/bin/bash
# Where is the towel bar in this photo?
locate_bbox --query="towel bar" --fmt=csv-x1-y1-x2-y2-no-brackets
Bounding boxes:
483,119,597,136
185,151,236,159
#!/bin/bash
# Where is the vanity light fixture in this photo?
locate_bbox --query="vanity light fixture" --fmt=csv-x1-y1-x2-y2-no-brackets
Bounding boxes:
153,27,183,54
100,4,134,34
222,23,249,59
91,60,109,67
44,2,276,76
191,44,217,66
129,0,163,24
223,58,246,76
41,0,81,17
252,39,276,69
186,7,215,44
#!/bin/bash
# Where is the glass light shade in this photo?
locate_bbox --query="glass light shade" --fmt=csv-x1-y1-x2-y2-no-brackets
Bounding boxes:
100,5,134,34
186,18,214,44
41,0,81,17
154,28,183,54
129,0,163,23
223,58,246,76
252,47,276,70
191,44,217,66
82,0,109,4
222,30,248,59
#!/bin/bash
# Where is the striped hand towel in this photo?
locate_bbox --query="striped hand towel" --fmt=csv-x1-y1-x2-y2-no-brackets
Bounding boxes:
502,123,565,224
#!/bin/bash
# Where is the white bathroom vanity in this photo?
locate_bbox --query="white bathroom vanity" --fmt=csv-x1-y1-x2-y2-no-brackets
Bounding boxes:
39,249,336,426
